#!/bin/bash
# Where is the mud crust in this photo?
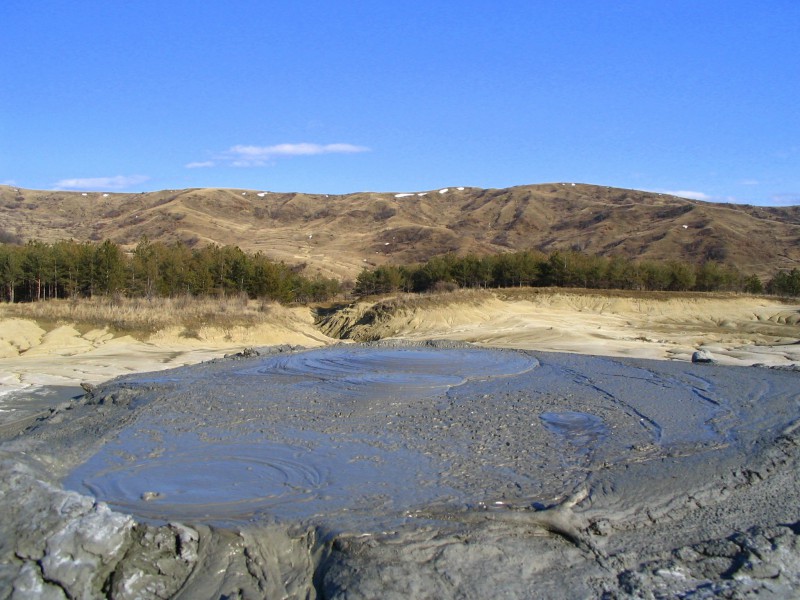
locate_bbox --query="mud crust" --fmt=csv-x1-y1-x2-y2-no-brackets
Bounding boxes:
1,342,798,599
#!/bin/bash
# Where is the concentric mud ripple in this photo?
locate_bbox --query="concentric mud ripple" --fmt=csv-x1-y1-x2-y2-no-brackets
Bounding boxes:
65,424,457,526
241,345,538,399
66,437,325,522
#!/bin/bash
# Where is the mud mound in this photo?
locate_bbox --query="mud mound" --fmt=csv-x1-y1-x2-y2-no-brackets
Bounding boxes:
1,343,799,598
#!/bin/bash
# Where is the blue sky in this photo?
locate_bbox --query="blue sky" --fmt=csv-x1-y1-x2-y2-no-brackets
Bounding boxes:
2,1,798,205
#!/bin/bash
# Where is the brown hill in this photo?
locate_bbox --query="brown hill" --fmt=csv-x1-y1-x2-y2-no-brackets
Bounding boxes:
1,183,798,280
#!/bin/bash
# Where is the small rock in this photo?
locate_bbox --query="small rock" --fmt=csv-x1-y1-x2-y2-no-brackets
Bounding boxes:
590,519,612,536
692,350,715,364
141,491,163,501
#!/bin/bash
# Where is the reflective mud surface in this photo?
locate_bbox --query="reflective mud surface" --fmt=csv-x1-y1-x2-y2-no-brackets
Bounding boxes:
0,385,83,428
539,411,608,450
3,342,800,598
66,428,457,527
63,344,797,527
64,345,537,528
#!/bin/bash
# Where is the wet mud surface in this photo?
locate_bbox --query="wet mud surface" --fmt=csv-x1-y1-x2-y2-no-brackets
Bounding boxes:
0,385,84,435
1,341,799,598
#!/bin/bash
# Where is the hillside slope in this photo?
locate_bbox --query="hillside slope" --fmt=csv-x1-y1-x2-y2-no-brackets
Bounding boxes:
2,183,798,280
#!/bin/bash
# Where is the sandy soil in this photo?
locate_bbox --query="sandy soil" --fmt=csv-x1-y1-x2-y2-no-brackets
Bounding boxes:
320,290,800,366
0,307,334,397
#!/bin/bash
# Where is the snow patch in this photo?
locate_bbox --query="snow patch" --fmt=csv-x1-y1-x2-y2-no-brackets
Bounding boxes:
394,193,414,198
439,188,449,194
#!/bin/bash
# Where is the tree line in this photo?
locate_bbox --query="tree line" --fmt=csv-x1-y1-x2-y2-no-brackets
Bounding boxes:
0,239,341,303
2,240,798,305
354,250,799,297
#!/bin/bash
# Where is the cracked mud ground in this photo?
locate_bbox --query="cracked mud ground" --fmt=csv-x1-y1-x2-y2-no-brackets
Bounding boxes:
1,342,799,599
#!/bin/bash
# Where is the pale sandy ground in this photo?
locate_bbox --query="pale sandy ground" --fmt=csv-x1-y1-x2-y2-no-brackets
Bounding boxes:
321,291,800,366
0,307,334,398
1,292,799,399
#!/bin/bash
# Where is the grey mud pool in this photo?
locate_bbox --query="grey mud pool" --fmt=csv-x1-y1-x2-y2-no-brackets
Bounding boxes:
2,342,800,599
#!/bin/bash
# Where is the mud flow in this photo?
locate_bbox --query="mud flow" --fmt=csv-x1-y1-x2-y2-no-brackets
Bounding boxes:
64,346,538,528
64,345,793,531
4,343,800,598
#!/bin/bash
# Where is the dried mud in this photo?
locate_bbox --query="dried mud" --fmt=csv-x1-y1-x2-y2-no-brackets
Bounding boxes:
1,341,799,599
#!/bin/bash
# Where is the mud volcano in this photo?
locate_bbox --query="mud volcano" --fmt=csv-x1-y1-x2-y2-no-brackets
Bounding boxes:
65,345,537,527
1,342,799,598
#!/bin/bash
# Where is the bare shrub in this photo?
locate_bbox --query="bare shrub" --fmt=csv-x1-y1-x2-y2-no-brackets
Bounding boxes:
432,280,459,293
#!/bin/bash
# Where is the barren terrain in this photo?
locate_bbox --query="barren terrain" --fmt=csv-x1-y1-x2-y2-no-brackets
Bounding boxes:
3,183,799,280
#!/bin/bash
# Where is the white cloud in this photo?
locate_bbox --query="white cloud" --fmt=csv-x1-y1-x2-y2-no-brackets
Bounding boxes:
1,179,17,186
661,190,711,201
185,160,216,169
215,142,370,167
54,175,150,191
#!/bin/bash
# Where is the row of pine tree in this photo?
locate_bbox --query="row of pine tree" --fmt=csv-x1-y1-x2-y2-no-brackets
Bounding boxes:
2,239,799,304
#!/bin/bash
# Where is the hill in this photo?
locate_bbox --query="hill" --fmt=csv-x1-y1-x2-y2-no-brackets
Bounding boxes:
1,183,798,280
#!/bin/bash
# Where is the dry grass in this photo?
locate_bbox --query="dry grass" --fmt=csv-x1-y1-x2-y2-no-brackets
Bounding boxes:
361,287,782,312
351,289,490,314
0,294,280,336
492,287,800,306
493,286,754,302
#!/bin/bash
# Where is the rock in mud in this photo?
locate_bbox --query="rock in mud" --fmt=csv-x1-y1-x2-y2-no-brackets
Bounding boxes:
692,349,715,363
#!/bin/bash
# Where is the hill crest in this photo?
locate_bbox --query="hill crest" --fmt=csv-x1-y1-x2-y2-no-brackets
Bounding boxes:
1,183,798,280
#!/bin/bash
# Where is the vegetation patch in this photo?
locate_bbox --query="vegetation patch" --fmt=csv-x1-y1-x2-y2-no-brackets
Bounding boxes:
352,250,798,297
0,239,341,304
